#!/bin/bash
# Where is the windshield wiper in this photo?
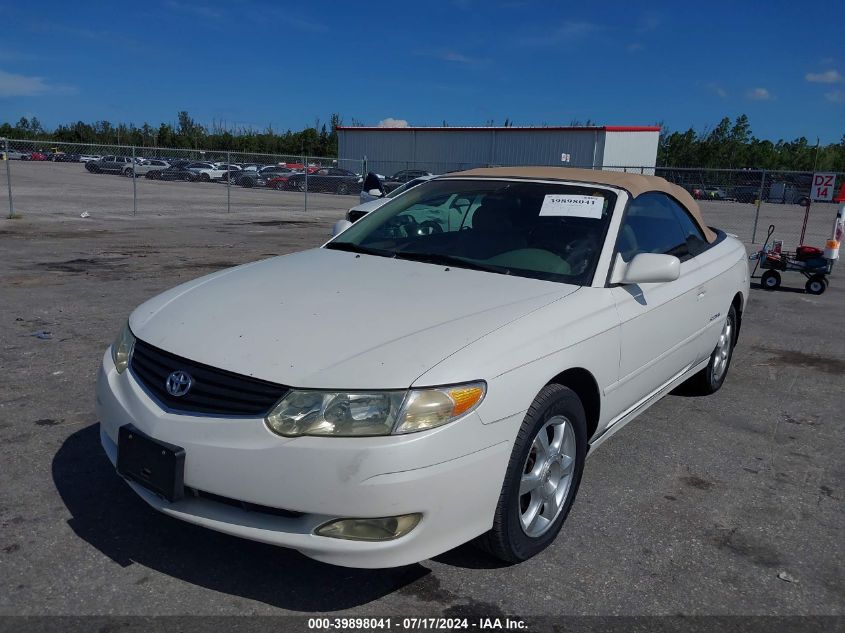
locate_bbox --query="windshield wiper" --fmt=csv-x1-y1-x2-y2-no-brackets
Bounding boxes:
325,242,395,258
393,251,510,275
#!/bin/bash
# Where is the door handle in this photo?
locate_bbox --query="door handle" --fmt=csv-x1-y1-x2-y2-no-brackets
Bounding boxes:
697,287,707,300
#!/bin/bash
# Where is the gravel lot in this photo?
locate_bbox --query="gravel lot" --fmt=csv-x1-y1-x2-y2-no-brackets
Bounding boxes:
1,160,843,618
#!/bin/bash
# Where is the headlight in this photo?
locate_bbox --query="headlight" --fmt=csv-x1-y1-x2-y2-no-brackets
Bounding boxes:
111,321,135,374
265,382,486,437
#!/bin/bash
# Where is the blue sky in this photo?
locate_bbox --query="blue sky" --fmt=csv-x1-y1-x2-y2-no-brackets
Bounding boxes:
1,0,843,142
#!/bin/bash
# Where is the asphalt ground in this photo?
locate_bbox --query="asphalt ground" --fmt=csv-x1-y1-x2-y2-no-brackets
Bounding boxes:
0,160,843,619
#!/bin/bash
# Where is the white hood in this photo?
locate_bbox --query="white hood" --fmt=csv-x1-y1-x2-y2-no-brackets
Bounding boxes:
350,197,391,214
129,248,577,388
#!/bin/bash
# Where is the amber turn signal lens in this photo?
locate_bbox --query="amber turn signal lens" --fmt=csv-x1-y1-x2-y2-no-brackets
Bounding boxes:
448,386,484,416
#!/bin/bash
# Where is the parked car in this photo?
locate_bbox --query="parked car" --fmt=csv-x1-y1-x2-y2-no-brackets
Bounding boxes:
731,186,761,203
85,155,135,174
1,149,28,160
156,162,196,181
185,162,235,182
128,159,171,178
349,175,437,220
702,187,730,201
286,167,362,194
96,167,748,568
236,166,295,188
26,151,48,161
54,153,82,163
265,174,294,190
79,155,101,163
388,169,434,184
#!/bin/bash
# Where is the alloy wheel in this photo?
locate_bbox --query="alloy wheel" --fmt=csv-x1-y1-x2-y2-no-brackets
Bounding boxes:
519,416,576,537
711,316,733,382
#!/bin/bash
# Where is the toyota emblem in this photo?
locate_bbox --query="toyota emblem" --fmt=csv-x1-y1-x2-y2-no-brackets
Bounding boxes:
165,370,193,397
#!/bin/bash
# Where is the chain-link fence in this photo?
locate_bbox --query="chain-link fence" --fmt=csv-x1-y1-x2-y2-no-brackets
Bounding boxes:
0,138,365,220
3,137,843,248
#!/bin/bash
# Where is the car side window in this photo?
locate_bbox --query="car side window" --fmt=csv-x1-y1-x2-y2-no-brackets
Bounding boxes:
669,198,709,257
618,193,689,262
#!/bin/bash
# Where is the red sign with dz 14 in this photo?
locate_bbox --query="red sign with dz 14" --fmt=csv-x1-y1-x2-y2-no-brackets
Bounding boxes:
811,172,836,201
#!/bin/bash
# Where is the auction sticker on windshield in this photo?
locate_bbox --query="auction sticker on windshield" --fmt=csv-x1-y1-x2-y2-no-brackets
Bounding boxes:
539,194,604,219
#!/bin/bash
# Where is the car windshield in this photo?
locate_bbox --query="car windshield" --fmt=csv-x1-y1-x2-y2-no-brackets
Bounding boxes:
326,179,617,285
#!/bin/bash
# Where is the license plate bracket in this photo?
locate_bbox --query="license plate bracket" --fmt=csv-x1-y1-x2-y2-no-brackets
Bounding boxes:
117,424,185,502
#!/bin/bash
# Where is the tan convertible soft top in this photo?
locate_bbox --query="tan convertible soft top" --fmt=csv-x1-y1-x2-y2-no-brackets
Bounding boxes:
440,167,717,243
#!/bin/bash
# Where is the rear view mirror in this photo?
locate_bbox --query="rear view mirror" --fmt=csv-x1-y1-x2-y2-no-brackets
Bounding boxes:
611,253,680,285
332,220,353,237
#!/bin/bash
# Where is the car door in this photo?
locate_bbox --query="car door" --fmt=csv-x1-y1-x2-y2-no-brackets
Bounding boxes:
608,193,712,413
671,203,735,360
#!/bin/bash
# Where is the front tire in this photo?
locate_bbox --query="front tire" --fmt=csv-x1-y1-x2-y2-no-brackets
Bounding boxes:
683,304,737,395
476,384,587,563
337,182,349,195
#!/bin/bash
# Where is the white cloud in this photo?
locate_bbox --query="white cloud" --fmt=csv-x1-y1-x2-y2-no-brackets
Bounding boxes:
825,90,845,103
164,0,223,19
377,118,409,128
707,82,728,98
438,50,476,64
0,69,76,97
805,69,843,83
516,20,602,47
416,49,487,67
636,13,661,33
746,87,773,101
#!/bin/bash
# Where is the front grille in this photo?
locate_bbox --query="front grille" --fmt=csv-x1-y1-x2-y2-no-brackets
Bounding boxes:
130,338,288,416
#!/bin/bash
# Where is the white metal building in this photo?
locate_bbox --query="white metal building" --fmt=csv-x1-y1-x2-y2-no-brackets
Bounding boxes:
337,125,660,176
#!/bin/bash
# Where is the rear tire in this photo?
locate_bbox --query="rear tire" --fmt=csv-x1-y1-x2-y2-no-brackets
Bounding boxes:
761,270,781,290
805,275,827,295
475,384,587,563
200,173,210,182
682,305,737,396
241,178,254,188
337,182,349,195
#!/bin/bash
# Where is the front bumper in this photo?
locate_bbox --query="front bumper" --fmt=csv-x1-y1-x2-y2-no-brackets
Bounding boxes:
96,350,516,568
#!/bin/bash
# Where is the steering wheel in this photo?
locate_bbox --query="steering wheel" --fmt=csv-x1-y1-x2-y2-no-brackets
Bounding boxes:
417,220,443,235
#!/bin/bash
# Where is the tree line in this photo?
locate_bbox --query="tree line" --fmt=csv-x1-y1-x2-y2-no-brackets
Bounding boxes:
658,114,845,172
2,112,843,171
0,112,343,157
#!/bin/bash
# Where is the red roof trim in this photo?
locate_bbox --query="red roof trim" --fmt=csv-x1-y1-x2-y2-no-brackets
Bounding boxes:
603,126,661,132
336,125,661,132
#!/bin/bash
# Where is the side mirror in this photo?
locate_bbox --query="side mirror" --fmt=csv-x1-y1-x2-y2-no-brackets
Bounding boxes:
332,219,353,237
610,253,680,285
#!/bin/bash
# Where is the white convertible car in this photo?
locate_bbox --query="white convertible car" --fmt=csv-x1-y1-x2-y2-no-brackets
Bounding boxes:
96,167,749,568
